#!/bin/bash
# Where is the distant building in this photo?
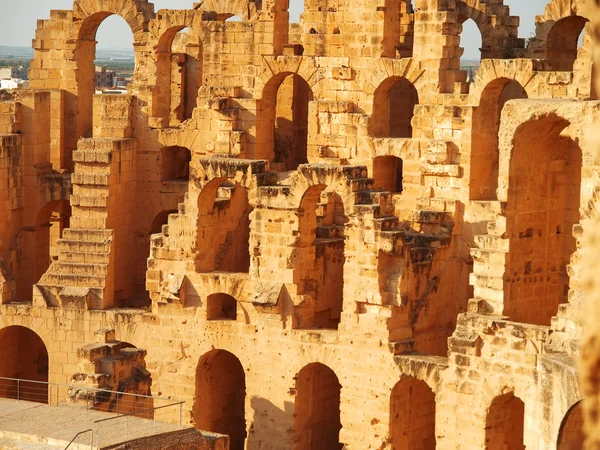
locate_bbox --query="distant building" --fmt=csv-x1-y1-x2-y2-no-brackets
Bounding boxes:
0,66,28,80
95,66,116,88
0,78,28,90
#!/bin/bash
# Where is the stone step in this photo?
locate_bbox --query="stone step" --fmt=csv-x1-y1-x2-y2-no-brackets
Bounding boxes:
373,217,401,231
62,229,113,243
354,189,391,205
38,272,106,289
58,249,110,264
350,178,375,193
50,262,109,277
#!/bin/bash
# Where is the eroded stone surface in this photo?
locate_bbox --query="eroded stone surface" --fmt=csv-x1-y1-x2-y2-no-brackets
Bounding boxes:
0,0,597,449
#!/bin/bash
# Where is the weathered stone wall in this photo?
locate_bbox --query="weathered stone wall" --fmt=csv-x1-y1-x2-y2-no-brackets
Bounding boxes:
0,0,598,449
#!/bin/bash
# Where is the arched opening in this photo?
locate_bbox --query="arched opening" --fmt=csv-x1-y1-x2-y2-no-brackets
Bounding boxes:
557,401,584,449
0,326,48,403
168,27,202,126
260,73,313,170
77,14,135,138
224,15,243,22
370,77,418,138
154,26,202,127
470,78,527,200
193,350,246,450
18,200,71,301
150,210,177,235
504,116,581,325
546,16,589,71
485,392,525,450
294,363,342,450
134,209,177,305
459,18,482,80
206,293,238,320
373,156,403,193
195,180,252,273
161,146,191,182
294,186,345,329
389,377,436,449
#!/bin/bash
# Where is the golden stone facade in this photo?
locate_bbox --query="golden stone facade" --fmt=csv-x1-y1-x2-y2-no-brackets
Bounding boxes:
0,0,598,448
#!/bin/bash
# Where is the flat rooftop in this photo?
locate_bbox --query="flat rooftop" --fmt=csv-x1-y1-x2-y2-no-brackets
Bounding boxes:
0,398,185,449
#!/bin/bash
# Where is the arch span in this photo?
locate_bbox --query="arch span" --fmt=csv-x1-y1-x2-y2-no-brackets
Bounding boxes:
0,326,49,403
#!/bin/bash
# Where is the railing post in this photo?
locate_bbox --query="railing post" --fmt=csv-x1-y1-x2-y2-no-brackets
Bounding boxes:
116,394,119,416
179,402,183,428
16,379,19,402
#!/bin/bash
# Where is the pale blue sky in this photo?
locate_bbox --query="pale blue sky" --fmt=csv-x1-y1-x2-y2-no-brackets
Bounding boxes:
0,0,548,58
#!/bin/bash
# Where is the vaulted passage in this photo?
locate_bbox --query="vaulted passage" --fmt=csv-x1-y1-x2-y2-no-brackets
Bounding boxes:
206,293,238,320
389,377,436,450
504,116,582,325
193,350,246,450
196,179,252,273
295,186,345,329
294,363,342,450
546,16,589,71
371,77,418,138
558,401,584,450
0,326,48,403
470,78,527,200
485,392,524,450
268,73,313,171
77,14,135,139
373,156,403,193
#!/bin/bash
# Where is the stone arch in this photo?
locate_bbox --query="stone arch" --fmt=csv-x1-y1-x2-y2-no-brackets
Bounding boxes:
193,349,247,450
292,184,346,329
369,77,418,138
152,19,204,127
255,61,318,162
456,0,520,59
69,1,151,139
0,325,49,403
18,200,71,302
362,59,425,115
389,376,436,449
195,178,253,273
502,115,582,325
546,16,590,71
557,400,584,449
468,60,537,103
206,293,239,320
457,4,488,59
485,391,525,450
260,72,314,170
528,0,590,60
470,77,527,200
294,362,343,450
285,165,361,210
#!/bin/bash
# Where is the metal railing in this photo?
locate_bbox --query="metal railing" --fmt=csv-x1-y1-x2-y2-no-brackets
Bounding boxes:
65,429,94,449
0,376,187,450
93,401,185,448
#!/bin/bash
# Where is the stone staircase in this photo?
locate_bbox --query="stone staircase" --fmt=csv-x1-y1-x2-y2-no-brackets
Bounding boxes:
466,200,507,316
34,139,119,309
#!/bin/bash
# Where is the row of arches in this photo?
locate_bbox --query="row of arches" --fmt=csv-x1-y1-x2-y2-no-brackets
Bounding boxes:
0,326,585,448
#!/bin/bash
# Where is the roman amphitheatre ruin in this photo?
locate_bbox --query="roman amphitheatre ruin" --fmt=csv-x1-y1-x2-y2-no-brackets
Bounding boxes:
1,0,600,448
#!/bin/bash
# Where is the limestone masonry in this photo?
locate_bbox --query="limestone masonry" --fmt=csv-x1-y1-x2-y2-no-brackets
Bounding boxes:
0,0,598,448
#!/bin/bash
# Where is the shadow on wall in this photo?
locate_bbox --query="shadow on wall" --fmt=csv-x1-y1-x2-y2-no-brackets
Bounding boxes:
247,397,294,450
